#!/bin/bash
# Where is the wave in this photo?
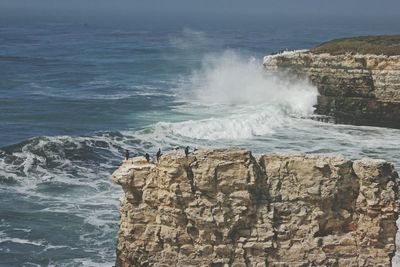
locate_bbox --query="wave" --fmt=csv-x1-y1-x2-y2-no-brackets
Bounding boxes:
29,82,176,100
151,107,290,140
0,236,69,251
0,132,128,265
0,131,130,182
149,49,319,141
176,50,317,110
0,49,319,235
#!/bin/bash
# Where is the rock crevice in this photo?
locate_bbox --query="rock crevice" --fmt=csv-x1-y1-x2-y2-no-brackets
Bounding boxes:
112,149,399,266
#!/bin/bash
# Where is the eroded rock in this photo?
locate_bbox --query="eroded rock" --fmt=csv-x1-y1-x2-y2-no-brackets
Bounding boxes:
263,51,400,128
112,149,399,267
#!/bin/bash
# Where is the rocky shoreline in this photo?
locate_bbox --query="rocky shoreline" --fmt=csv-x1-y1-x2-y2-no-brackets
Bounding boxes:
263,49,400,128
112,149,399,266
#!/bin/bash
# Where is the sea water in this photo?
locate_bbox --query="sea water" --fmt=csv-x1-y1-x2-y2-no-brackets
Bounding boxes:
1,17,400,266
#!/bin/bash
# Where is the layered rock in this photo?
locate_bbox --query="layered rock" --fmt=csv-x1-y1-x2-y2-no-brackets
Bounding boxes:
263,51,400,128
112,149,399,266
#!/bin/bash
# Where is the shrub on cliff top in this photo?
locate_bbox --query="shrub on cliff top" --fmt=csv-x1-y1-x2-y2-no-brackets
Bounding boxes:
311,35,400,56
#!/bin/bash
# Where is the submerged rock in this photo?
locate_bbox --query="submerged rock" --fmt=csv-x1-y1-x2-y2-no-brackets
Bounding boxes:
263,41,400,128
112,149,399,266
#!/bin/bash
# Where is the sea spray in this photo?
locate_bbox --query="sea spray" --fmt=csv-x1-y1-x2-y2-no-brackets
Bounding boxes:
154,50,319,140
181,50,317,109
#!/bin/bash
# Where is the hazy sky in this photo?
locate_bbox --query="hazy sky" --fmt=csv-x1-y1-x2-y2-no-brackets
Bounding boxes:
1,0,399,31
1,0,399,18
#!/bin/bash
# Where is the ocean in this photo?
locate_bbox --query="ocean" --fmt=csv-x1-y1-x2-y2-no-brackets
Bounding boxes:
1,16,400,266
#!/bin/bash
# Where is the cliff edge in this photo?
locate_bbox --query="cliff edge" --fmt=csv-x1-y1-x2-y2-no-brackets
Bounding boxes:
263,36,400,128
112,149,399,267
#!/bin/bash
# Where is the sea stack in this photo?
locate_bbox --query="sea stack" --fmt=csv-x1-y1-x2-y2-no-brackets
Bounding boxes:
263,36,400,128
112,149,399,266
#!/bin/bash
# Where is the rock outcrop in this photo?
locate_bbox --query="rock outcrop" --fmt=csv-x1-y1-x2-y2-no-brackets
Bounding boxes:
112,149,399,267
263,51,400,128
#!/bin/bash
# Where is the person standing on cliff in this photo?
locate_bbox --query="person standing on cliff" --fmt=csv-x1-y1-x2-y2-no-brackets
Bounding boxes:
185,146,190,157
144,153,150,162
125,150,129,160
156,148,162,162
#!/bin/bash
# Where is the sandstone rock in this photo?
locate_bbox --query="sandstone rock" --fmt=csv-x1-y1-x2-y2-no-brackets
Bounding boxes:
263,51,400,128
112,149,399,266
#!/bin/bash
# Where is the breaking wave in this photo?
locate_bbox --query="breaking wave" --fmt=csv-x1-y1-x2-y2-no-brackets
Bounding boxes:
161,50,319,140
0,133,143,265
180,50,317,109
152,107,290,140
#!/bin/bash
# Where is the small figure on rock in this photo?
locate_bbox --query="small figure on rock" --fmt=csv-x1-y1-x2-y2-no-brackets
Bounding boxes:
125,150,130,160
184,146,190,157
144,153,150,162
193,146,198,152
156,148,162,162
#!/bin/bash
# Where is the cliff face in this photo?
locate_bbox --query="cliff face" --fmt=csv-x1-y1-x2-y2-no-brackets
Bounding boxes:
263,51,400,128
112,149,399,267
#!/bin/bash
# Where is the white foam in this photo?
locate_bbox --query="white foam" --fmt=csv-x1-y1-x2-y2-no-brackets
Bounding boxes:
71,258,115,267
12,228,32,233
140,50,319,141
263,49,309,61
152,106,285,140
0,237,46,247
178,50,317,110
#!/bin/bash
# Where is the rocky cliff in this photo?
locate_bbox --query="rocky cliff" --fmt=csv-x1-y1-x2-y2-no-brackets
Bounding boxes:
112,149,399,267
263,50,400,128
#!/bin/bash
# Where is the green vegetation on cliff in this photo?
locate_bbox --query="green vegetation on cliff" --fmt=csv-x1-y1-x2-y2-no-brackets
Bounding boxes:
311,35,400,55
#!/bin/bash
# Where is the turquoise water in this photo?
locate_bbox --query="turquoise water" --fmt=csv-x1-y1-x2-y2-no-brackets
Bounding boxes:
1,17,400,266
